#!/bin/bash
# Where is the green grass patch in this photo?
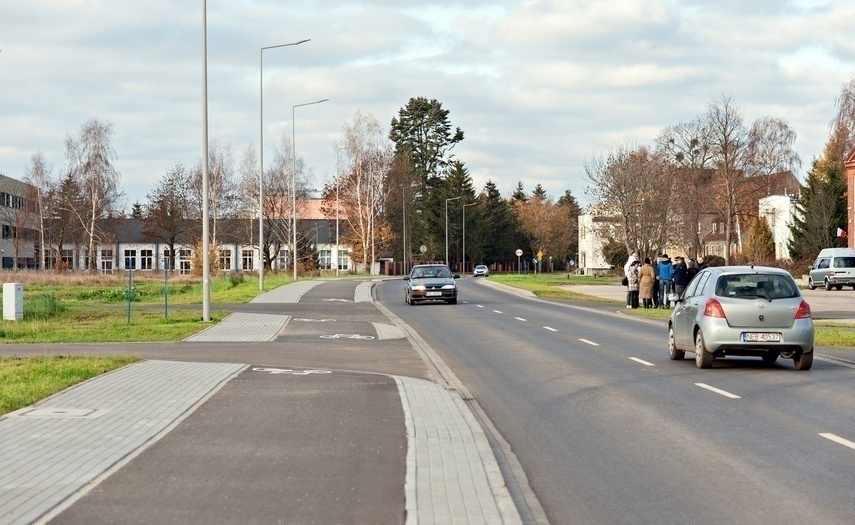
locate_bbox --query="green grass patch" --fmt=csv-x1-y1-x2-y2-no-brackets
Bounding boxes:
0,355,139,415
488,273,619,301
0,308,223,343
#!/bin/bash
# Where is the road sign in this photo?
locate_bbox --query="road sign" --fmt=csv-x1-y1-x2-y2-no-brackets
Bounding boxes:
420,245,427,254
537,250,543,260
515,249,523,257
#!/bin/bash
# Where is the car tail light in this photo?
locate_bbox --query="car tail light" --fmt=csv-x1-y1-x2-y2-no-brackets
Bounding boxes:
703,298,727,318
795,300,812,319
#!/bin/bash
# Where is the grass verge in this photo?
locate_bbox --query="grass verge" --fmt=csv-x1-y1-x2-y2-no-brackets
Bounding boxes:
0,271,293,344
0,355,139,415
488,273,618,301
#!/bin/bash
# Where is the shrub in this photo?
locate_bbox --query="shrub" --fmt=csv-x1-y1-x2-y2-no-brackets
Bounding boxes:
227,272,245,288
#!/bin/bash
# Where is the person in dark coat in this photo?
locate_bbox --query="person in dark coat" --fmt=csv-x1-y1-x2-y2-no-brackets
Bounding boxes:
672,256,688,297
686,259,699,283
697,256,707,271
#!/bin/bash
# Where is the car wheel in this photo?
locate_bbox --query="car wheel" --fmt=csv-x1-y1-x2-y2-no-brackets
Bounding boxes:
762,350,779,366
668,325,684,360
447,298,457,305
825,279,832,291
793,349,813,370
694,331,714,369
808,278,816,290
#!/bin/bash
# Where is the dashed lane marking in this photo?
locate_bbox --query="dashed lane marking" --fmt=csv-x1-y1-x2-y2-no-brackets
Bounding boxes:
695,383,741,399
579,338,599,346
819,433,855,451
629,357,655,366
543,326,557,332
493,310,503,314
514,317,527,322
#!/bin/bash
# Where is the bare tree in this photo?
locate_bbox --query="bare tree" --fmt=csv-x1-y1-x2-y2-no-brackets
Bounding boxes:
189,139,239,250
143,163,194,272
584,144,675,259
656,117,714,257
63,119,123,271
334,111,392,272
704,95,800,263
24,151,54,270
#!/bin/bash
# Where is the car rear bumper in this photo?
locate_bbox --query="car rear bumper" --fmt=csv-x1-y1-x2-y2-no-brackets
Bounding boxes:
700,318,814,355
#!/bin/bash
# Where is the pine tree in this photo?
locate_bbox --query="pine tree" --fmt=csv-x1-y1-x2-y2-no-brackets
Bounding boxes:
788,157,847,260
744,216,775,263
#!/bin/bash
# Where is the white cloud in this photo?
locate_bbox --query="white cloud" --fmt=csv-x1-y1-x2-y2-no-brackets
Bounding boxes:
0,0,852,209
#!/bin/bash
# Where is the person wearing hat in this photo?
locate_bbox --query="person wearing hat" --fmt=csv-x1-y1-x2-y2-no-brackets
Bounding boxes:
657,254,673,308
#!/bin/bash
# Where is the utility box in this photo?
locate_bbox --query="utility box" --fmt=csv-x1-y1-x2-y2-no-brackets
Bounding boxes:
3,283,23,322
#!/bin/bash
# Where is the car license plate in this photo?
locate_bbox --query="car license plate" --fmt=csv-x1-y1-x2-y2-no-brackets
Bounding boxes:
426,291,441,297
742,332,782,342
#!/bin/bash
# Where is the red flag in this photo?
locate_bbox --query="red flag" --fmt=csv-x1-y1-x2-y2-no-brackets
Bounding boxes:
837,227,847,238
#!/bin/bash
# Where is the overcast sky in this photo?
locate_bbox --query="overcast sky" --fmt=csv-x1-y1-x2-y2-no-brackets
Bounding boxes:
2,0,853,211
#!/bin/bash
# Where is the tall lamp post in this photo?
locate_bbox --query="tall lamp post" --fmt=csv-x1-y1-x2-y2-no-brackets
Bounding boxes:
259,39,309,291
445,196,461,268
462,202,476,275
201,0,210,322
292,98,329,281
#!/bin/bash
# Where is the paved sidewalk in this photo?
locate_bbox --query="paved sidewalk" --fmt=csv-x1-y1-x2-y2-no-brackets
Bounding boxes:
0,280,522,524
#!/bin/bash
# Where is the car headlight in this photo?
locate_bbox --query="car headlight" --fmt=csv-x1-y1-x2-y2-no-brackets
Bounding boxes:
412,285,426,291
442,284,456,290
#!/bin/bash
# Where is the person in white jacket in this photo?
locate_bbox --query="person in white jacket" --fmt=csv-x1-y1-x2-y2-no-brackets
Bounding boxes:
623,251,639,308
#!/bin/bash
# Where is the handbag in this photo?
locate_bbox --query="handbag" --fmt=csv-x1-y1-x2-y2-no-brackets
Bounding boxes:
621,276,628,286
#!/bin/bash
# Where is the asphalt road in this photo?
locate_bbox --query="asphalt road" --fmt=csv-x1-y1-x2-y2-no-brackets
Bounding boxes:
378,277,855,524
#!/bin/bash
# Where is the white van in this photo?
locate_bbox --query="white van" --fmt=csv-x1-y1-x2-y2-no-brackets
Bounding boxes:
808,248,855,290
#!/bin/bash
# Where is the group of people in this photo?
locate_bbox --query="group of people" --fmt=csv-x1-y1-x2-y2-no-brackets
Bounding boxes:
623,252,707,309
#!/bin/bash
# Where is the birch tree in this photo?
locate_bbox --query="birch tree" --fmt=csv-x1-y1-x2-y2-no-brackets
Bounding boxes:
63,119,122,271
24,151,53,270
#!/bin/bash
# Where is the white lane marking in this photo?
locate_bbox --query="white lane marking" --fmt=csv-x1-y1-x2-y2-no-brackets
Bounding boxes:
579,339,599,346
252,367,332,375
695,383,741,399
819,433,855,451
493,310,503,314
629,357,655,366
543,326,557,332
515,317,527,322
477,305,484,308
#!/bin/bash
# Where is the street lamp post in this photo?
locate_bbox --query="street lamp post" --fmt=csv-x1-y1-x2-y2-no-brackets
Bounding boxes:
201,0,210,322
445,196,461,268
462,202,476,275
292,98,328,281
259,39,309,291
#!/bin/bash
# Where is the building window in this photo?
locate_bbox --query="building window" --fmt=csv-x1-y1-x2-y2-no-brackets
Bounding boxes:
319,249,331,270
101,250,113,273
179,249,192,275
337,249,349,270
61,249,74,269
242,249,254,271
219,250,232,270
278,249,288,269
124,249,137,269
141,249,153,270
580,226,586,240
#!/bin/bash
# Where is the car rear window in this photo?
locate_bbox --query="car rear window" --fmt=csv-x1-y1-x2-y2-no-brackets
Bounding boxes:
833,257,855,268
714,273,799,299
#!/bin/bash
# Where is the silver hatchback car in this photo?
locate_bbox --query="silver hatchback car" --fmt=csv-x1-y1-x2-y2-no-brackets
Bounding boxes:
668,266,814,370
